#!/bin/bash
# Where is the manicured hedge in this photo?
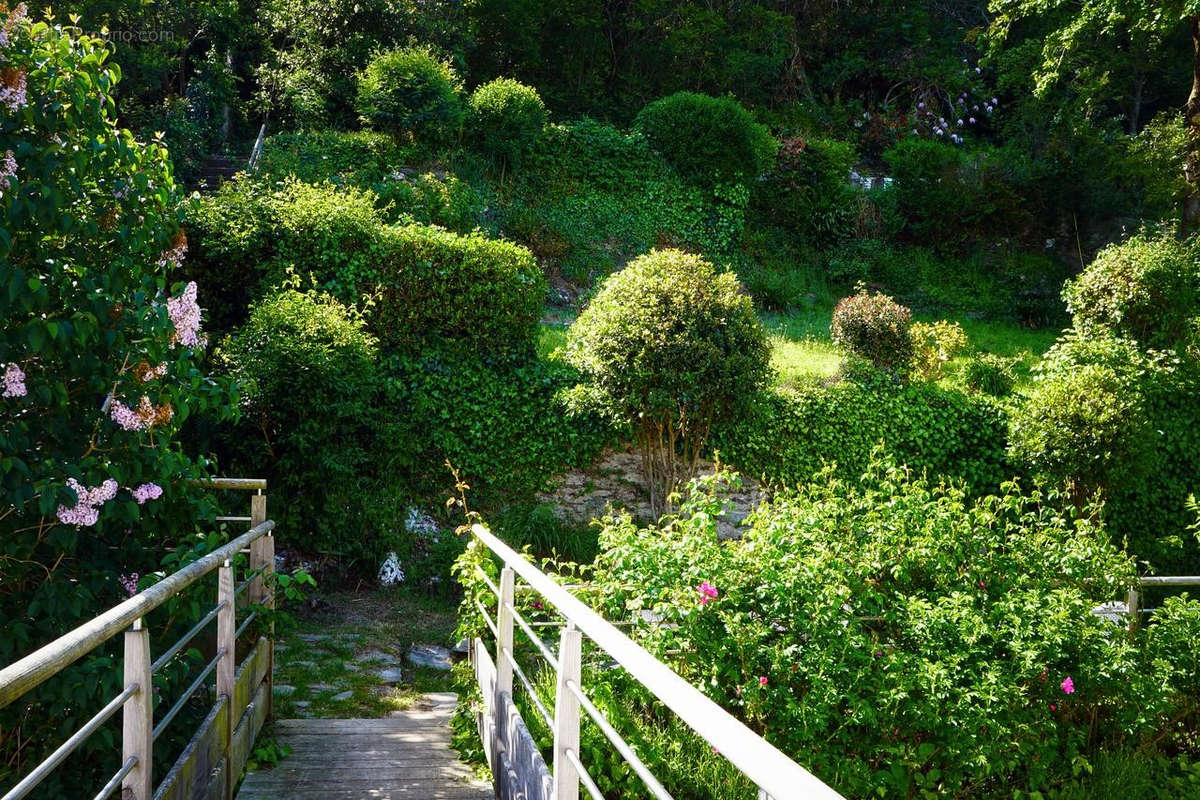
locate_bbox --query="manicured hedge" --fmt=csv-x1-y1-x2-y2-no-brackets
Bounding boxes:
713,379,1010,494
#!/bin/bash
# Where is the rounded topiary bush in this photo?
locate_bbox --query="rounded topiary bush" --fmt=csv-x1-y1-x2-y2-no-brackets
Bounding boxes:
831,289,914,372
355,47,463,147
1063,231,1200,352
218,289,390,561
566,248,770,514
467,77,547,172
1008,362,1150,501
633,91,776,186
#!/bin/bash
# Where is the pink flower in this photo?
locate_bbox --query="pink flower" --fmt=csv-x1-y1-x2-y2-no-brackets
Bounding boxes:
119,573,140,596
0,67,26,111
131,483,163,504
56,477,118,527
696,580,719,605
0,149,16,193
3,362,26,397
1049,703,1056,711
1061,676,1075,695
166,281,205,348
758,676,768,686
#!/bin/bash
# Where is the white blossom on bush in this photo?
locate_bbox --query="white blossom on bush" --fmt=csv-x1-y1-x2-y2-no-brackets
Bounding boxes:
378,551,405,586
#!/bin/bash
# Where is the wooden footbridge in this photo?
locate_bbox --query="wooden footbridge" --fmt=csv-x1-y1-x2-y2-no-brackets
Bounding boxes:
0,479,849,800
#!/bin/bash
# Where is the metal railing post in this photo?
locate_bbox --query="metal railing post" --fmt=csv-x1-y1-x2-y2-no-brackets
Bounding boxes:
553,622,582,800
121,618,153,800
217,560,236,799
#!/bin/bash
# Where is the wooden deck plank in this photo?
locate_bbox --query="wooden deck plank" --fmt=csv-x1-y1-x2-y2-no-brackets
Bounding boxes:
235,693,492,800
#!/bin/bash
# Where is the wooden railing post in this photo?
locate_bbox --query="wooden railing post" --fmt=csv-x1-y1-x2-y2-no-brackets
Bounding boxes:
122,618,153,800
496,567,515,701
553,622,582,800
217,560,236,800
248,491,274,716
1126,585,1141,633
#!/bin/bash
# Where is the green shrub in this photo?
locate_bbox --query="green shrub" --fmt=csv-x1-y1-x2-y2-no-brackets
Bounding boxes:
566,249,771,514
1063,231,1200,352
355,47,463,147
751,136,857,245
633,91,776,187
883,139,1037,247
830,288,914,372
579,457,1200,798
216,289,397,565
256,130,412,186
467,78,547,172
1008,361,1151,502
712,380,1010,495
962,353,1018,397
389,351,612,506
506,119,736,283
349,224,544,357
910,320,968,380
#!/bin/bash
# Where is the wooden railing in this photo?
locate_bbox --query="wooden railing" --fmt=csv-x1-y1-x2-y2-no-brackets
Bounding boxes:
0,479,275,800
1126,575,1200,630
467,523,844,800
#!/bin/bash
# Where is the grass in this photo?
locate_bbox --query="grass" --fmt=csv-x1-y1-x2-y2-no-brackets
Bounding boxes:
271,588,459,719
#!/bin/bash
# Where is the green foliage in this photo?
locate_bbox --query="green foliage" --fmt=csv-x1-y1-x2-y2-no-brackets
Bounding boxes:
1064,231,1200,352
388,351,612,505
1008,361,1151,500
187,180,537,356
582,459,1200,798
910,320,968,380
467,78,547,173
566,249,770,513
505,119,747,283
216,289,396,564
355,47,464,147
883,139,1037,247
751,136,858,245
256,130,414,186
962,353,1019,397
634,91,776,187
713,380,1010,495
830,289,915,372
0,16,234,793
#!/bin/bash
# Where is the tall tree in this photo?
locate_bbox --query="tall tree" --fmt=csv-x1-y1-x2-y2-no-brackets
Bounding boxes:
989,0,1200,228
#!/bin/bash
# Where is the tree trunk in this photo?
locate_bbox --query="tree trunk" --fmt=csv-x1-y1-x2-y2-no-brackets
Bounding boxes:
1183,16,1200,231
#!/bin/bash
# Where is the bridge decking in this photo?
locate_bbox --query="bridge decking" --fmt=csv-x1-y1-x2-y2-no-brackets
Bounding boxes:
236,693,493,800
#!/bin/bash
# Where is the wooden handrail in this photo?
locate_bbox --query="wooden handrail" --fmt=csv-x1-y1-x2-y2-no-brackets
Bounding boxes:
469,523,843,800
0,520,273,709
192,477,267,491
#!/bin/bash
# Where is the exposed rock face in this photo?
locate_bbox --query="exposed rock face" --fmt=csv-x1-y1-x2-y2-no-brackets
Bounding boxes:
407,644,454,671
538,449,765,539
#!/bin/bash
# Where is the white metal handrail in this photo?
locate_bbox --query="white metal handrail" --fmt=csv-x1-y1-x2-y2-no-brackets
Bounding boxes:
469,522,845,800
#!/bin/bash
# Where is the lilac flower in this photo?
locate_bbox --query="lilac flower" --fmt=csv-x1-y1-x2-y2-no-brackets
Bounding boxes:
0,149,16,194
0,67,25,111
167,281,205,348
917,102,925,110
911,129,918,135
969,117,976,124
110,397,147,431
56,477,118,527
131,483,163,504
3,362,26,397
975,66,982,74
0,4,26,49
992,97,998,105
957,119,963,126
1061,676,1075,694
120,573,140,596
934,128,944,136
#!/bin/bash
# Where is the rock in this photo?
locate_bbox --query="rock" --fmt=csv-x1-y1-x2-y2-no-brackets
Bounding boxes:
407,644,453,671
294,701,310,709
451,639,470,662
297,633,330,643
358,649,400,665
377,667,404,684
331,690,354,702
309,682,336,693
272,684,295,697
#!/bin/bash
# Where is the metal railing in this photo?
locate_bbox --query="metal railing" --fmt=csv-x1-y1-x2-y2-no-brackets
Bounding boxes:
0,480,275,800
467,522,844,800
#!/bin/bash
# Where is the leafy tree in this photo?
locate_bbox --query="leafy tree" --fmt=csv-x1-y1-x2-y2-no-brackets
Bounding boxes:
988,0,1200,227
565,249,770,516
1,12,232,791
